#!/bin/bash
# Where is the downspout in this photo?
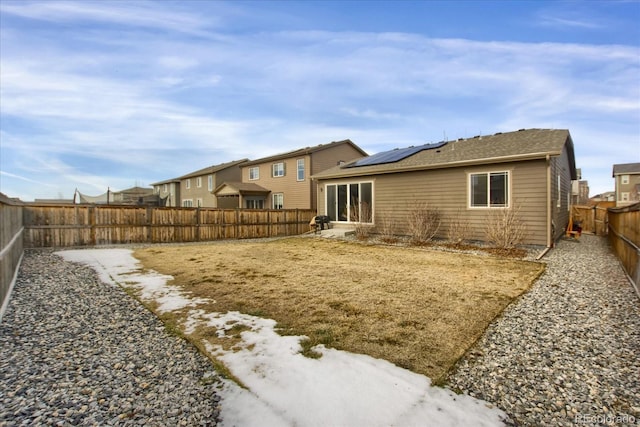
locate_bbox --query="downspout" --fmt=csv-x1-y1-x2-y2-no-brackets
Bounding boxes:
536,154,553,260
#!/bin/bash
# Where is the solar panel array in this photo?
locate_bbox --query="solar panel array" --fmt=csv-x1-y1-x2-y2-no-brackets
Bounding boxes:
347,141,448,168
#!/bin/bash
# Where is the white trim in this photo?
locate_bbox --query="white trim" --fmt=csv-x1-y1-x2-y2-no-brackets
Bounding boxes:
468,170,511,209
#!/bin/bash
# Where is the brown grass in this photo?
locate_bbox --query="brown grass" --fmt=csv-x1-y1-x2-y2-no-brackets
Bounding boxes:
133,237,544,383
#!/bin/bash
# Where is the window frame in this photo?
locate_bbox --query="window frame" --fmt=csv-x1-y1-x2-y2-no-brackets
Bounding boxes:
249,167,260,180
182,199,193,207
297,158,305,181
186,179,191,189
196,177,202,188
272,193,284,209
621,175,629,185
208,175,214,191
324,181,374,223
468,170,510,209
272,162,285,178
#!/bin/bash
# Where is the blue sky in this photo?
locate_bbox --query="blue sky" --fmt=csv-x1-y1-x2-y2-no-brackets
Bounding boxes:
1,0,639,201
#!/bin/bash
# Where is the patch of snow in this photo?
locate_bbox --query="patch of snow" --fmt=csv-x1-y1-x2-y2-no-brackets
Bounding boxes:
58,248,507,427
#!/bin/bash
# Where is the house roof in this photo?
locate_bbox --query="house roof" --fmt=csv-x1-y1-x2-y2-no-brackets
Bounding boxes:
178,158,249,179
242,139,367,166
312,129,576,180
213,181,271,196
612,162,640,176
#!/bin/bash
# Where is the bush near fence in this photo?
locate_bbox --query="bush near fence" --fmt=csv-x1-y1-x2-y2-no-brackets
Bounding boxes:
22,205,316,248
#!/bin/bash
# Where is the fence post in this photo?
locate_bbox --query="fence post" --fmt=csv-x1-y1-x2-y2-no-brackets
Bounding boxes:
89,206,96,246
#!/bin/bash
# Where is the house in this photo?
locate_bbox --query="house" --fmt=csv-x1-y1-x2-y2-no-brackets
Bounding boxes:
214,140,367,209
612,162,640,207
152,159,247,208
75,186,159,206
312,129,578,247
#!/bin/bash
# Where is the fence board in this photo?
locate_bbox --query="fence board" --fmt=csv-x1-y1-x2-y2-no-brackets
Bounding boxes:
608,203,640,295
22,205,315,248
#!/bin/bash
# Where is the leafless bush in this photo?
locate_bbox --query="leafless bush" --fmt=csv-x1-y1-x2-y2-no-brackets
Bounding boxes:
350,201,373,240
484,205,527,249
406,202,441,244
447,209,471,244
375,214,399,244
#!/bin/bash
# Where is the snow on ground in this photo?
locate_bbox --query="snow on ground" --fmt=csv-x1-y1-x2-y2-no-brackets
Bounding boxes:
58,248,507,427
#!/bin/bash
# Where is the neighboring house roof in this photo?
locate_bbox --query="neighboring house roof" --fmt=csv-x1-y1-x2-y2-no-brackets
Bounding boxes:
213,181,271,196
150,159,248,186
313,129,576,180
612,162,640,176
242,139,367,166
178,158,249,179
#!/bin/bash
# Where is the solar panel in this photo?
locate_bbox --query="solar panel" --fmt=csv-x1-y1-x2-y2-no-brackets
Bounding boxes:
347,141,448,167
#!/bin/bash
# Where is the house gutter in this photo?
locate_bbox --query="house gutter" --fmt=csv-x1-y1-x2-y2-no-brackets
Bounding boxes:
536,154,553,260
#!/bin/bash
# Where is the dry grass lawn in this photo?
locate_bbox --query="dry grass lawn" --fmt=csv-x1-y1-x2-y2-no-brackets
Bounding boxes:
133,237,544,383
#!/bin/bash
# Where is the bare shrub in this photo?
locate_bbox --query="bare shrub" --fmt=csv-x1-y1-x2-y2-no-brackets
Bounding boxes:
375,214,399,244
350,201,373,240
484,205,527,249
447,209,471,244
406,202,441,244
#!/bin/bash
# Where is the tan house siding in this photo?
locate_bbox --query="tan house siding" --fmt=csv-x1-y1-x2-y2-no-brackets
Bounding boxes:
318,160,550,245
153,181,180,207
242,156,311,209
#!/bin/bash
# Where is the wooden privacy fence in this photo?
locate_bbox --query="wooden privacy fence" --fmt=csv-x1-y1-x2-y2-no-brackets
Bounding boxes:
23,205,316,248
571,202,615,236
607,202,640,295
1,195,24,320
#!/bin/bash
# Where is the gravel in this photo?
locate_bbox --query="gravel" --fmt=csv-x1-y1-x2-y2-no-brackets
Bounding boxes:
447,234,640,426
0,249,221,426
2,235,638,426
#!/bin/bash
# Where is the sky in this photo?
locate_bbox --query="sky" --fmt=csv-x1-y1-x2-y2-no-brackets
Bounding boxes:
1,0,639,201
58,247,508,426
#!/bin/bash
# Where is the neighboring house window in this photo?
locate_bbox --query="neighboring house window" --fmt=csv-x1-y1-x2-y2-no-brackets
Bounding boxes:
163,184,168,193
297,159,305,181
272,162,285,177
621,192,629,202
249,167,260,180
557,175,561,208
196,177,202,188
208,175,214,191
469,171,509,208
325,182,373,222
273,193,284,209
246,198,264,209
196,198,203,207
182,199,193,207
186,179,191,189
621,175,629,184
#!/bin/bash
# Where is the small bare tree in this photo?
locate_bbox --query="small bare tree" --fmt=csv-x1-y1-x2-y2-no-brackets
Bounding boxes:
484,205,527,249
350,201,373,240
447,209,471,244
406,202,441,244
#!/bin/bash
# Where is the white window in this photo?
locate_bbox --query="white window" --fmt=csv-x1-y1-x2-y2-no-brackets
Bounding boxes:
297,159,305,181
246,198,264,209
163,184,168,193
249,167,259,180
196,198,203,207
557,175,561,208
621,192,630,201
196,177,202,188
186,179,191,189
469,171,509,208
182,199,193,207
272,193,284,209
325,182,373,222
208,175,214,191
621,175,629,184
272,162,285,178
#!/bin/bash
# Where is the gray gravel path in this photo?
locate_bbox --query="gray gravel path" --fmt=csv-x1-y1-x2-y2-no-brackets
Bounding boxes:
447,234,640,426
0,249,221,426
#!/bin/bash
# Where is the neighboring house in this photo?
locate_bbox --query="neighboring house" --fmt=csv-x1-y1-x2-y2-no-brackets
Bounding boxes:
312,129,578,247
152,159,248,208
214,140,367,209
612,162,640,207
151,178,181,207
590,191,615,204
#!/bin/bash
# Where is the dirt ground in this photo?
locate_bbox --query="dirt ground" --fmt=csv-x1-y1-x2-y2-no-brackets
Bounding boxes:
133,237,544,382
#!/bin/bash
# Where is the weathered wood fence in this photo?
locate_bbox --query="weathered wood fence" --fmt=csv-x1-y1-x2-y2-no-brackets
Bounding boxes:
571,202,615,236
0,195,24,321
607,202,640,295
23,205,316,248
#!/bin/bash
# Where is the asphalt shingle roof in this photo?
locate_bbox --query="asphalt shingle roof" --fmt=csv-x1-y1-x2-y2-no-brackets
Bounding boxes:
612,162,640,176
312,129,575,179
